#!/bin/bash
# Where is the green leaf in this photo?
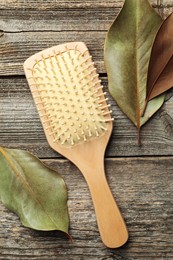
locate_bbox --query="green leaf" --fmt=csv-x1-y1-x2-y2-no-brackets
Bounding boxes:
0,147,69,234
104,0,165,143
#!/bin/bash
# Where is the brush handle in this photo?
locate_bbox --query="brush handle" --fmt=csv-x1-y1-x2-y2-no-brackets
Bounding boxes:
82,163,128,248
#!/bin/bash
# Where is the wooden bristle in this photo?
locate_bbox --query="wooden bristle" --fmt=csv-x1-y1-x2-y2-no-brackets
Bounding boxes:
28,46,113,147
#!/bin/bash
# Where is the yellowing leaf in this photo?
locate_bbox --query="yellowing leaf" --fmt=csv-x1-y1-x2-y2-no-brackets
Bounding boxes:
0,147,69,235
104,0,165,144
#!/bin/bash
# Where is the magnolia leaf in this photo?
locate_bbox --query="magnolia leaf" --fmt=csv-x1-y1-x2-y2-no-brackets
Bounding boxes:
142,12,173,114
104,0,165,144
0,147,69,235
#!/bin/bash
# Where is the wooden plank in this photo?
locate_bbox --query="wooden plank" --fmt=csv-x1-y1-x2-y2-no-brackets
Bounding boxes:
0,77,173,158
162,0,173,6
0,31,106,75
0,8,120,32
0,0,170,76
0,0,162,9
163,7,173,17
0,157,173,259
0,0,164,33
0,0,173,259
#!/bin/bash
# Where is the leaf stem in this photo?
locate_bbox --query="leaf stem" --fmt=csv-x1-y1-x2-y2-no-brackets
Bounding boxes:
138,127,141,146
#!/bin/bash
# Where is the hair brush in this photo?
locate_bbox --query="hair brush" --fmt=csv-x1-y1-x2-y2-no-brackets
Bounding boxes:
24,42,128,248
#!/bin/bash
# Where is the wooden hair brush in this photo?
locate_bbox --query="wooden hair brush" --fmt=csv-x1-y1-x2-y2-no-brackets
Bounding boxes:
24,42,128,248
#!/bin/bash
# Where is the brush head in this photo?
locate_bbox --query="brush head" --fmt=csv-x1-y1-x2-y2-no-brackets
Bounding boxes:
24,42,113,148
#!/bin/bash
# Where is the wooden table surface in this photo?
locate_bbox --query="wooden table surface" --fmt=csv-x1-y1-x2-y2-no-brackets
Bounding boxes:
0,0,173,259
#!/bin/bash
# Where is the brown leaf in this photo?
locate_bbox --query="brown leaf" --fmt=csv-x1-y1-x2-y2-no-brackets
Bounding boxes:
143,12,173,115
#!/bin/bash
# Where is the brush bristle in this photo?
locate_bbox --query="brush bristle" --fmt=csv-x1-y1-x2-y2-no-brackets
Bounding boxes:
27,44,113,147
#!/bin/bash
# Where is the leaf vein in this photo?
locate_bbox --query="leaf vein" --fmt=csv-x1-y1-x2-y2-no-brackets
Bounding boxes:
0,147,59,229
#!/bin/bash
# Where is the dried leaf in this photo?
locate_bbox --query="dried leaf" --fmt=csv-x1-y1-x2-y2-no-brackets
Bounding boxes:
0,147,69,234
104,0,165,144
143,12,173,114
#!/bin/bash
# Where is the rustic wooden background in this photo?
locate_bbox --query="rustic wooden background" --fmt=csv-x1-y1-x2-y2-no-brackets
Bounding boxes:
0,0,173,259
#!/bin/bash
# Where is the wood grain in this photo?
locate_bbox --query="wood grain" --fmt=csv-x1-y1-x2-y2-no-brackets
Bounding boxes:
0,0,164,9
0,0,169,76
1,0,173,258
0,157,173,259
0,77,173,158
